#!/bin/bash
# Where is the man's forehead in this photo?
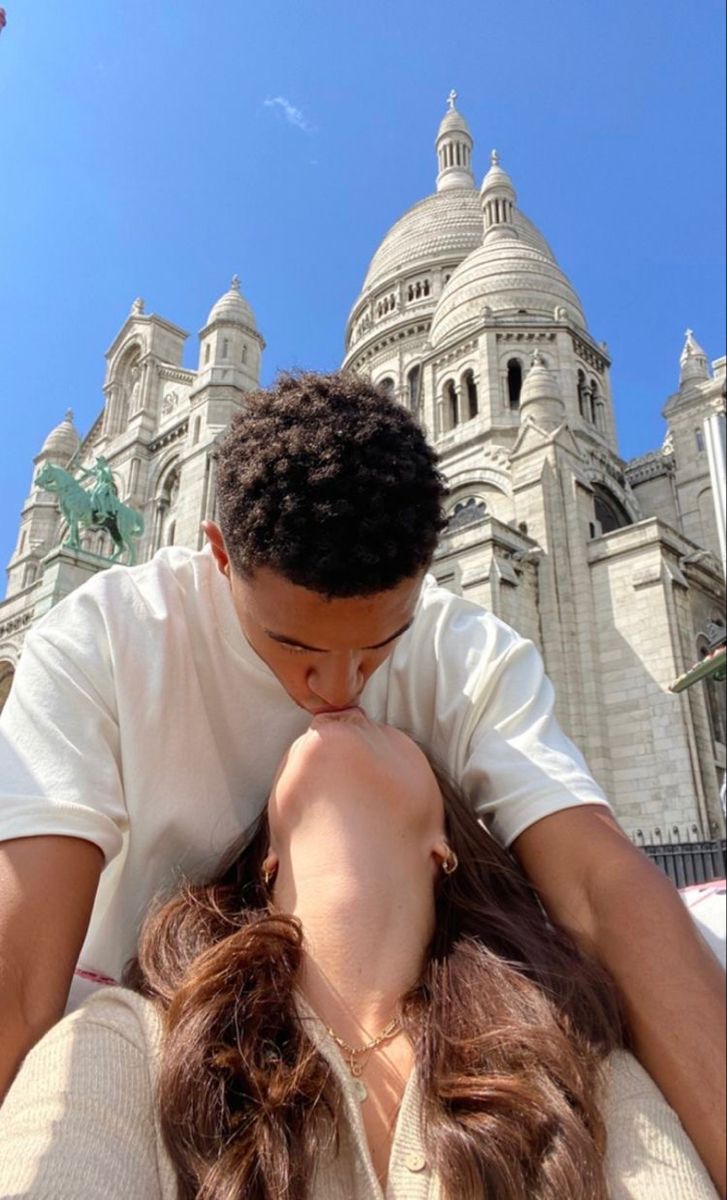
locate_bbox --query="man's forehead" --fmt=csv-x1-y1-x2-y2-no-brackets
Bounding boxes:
239,566,423,649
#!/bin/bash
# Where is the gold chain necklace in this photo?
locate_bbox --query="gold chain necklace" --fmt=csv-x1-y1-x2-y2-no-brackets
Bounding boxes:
325,1015,402,1078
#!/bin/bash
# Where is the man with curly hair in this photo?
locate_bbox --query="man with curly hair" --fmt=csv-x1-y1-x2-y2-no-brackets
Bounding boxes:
0,372,724,1192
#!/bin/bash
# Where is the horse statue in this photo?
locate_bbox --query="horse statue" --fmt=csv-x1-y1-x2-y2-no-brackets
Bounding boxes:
35,459,145,566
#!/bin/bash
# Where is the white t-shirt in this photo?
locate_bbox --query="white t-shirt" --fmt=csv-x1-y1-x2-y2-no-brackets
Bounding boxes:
0,546,609,981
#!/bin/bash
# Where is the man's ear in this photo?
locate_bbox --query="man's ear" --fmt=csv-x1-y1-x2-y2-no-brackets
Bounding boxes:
202,521,230,576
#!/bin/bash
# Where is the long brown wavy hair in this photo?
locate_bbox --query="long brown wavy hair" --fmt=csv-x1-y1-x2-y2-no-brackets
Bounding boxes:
127,767,626,1200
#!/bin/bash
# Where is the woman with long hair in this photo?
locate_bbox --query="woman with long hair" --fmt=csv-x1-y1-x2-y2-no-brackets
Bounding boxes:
0,710,718,1198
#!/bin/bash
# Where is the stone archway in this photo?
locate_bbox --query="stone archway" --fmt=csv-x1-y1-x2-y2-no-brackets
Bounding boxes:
0,660,15,714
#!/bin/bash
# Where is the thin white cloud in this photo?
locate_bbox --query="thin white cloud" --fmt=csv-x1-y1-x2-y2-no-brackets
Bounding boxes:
264,96,315,133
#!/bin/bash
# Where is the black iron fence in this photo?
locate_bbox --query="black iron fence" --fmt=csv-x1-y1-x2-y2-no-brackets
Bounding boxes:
638,839,726,888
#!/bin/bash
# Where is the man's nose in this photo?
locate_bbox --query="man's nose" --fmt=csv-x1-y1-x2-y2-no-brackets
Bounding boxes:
307,654,364,708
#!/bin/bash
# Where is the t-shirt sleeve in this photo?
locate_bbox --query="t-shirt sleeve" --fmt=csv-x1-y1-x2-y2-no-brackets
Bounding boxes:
0,992,166,1200
460,625,611,846
399,581,611,848
0,589,127,863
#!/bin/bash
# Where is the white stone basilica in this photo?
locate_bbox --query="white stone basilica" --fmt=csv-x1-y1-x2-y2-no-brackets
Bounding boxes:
1,98,725,841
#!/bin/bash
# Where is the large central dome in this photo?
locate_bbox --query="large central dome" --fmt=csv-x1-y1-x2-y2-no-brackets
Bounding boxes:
343,100,560,365
361,190,552,295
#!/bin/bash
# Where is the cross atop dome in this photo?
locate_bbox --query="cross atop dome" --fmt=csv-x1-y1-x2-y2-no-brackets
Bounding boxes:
230,274,241,292
679,327,710,387
491,149,500,166
435,93,474,192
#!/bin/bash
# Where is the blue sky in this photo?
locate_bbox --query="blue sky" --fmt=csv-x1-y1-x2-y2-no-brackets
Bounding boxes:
0,0,725,580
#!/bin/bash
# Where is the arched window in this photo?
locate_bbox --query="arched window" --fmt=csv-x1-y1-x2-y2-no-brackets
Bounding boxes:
577,370,586,417
463,370,478,419
444,380,458,429
695,428,706,453
593,484,632,534
241,344,247,365
192,416,202,445
591,383,604,430
0,661,14,715
589,378,599,425
379,377,395,398
222,338,229,359
155,464,180,551
449,496,487,530
407,364,421,412
507,359,522,409
204,344,211,364
577,370,589,420
106,345,141,437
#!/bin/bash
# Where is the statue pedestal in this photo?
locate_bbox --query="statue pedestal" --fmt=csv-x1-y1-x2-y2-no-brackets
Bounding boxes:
33,545,112,620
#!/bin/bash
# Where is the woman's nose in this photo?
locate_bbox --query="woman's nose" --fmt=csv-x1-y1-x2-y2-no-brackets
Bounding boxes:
307,654,364,708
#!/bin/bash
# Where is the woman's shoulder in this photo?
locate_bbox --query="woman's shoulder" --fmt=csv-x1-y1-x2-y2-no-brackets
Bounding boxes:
36,985,165,1063
66,985,164,1045
601,1051,719,1199
0,988,173,1200
602,1049,662,1102
9,986,164,1101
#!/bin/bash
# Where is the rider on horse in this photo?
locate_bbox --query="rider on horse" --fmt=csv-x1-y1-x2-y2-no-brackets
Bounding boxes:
79,457,119,522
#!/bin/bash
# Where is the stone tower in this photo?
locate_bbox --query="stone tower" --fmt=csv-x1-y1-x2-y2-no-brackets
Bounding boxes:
5,411,80,598
0,277,264,703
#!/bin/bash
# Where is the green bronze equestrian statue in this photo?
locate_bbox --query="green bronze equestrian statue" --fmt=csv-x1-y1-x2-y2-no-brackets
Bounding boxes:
35,458,145,565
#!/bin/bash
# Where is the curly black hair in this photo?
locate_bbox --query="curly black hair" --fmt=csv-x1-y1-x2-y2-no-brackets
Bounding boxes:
214,371,448,596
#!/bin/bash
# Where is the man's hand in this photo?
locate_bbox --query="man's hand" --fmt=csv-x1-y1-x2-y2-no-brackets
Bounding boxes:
0,835,102,1101
513,804,727,1198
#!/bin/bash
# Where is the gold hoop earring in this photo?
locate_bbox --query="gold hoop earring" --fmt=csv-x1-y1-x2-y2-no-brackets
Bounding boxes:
441,849,459,876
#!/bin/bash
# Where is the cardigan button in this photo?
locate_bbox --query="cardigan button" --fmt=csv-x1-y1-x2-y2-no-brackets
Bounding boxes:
405,1152,427,1173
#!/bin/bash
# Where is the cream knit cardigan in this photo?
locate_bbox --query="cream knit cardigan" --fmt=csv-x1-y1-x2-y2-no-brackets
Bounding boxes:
0,988,718,1199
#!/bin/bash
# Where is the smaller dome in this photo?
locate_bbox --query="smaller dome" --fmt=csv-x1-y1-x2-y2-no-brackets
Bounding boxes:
205,275,257,331
679,328,710,387
481,149,516,198
38,409,80,464
430,235,587,347
437,107,472,139
435,94,475,193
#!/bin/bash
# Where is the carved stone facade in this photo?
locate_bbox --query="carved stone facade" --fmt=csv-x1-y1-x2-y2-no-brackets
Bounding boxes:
341,103,726,841
0,274,264,690
1,105,725,842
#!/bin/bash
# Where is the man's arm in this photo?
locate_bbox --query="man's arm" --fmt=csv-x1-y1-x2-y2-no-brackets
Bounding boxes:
0,835,103,1101
512,804,726,1198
